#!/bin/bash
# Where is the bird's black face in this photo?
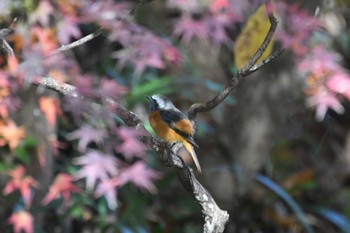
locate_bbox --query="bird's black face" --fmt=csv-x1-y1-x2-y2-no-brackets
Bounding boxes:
147,96,159,111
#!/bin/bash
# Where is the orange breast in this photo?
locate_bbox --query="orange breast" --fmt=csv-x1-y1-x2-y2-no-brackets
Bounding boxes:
149,111,184,143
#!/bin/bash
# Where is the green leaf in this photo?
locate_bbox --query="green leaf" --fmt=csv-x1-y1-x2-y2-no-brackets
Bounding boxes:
0,163,15,172
126,77,173,105
255,174,315,233
97,198,109,216
70,205,84,219
13,136,37,164
119,184,152,229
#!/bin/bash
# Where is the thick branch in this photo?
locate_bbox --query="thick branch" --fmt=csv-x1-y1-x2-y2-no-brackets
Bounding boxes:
188,0,280,120
36,77,229,232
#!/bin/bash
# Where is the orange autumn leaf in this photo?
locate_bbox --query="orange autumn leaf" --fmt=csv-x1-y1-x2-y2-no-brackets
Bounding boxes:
42,173,80,206
0,76,10,101
0,71,11,104
8,34,24,53
0,120,26,150
39,96,62,128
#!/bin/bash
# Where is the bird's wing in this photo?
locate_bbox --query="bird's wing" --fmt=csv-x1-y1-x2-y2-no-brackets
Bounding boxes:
159,109,198,148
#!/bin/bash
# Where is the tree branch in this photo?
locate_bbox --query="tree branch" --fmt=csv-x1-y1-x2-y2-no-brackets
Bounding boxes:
188,0,280,120
36,77,229,232
49,29,103,56
0,18,17,57
11,1,282,232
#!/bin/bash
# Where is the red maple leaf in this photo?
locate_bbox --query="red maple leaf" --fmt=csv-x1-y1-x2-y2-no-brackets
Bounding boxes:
67,124,106,152
120,161,161,193
210,0,230,12
115,127,147,160
298,46,341,77
2,166,39,207
95,178,122,210
307,88,344,121
74,150,119,190
100,79,128,100
43,173,80,206
276,2,319,56
173,16,208,44
57,16,82,44
81,0,131,25
327,71,350,99
8,210,34,233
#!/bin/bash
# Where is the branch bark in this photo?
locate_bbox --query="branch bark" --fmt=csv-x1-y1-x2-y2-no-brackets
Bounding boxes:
0,18,17,57
188,0,280,121
49,29,103,56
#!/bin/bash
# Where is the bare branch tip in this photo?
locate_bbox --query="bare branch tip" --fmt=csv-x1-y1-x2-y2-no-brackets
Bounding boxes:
49,28,103,56
11,17,18,25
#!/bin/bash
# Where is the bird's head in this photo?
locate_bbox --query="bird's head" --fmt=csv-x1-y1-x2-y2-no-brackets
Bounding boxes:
147,95,175,111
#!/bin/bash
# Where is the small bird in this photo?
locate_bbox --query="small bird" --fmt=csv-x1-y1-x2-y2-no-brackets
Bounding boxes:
147,95,202,173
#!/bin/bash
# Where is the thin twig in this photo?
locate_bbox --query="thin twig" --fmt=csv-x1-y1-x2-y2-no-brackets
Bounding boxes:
1,40,14,57
49,29,103,56
188,0,280,120
0,18,17,57
242,49,284,76
240,0,278,74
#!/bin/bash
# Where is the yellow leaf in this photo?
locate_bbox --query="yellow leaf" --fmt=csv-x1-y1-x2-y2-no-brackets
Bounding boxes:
234,4,274,69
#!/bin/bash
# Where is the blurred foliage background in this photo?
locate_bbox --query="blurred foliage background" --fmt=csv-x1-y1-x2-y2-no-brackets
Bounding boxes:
1,0,350,233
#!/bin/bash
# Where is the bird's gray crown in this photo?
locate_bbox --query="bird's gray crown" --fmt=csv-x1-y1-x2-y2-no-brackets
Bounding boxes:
148,95,176,110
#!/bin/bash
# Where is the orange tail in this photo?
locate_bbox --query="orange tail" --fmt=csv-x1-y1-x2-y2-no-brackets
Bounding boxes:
183,141,202,173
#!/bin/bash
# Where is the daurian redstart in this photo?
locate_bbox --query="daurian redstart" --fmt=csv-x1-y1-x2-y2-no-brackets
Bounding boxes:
147,95,202,173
